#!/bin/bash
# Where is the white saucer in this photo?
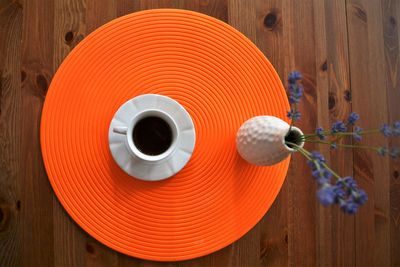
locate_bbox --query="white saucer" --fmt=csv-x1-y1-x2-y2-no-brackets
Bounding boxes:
108,94,196,181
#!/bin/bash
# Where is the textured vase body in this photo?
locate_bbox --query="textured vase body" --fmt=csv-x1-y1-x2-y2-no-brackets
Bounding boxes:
236,116,303,166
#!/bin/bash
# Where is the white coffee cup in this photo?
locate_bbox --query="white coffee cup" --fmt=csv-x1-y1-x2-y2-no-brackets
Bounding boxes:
108,94,195,181
112,109,179,162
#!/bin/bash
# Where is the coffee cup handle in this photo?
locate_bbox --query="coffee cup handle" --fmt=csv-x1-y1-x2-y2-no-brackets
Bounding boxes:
113,126,128,135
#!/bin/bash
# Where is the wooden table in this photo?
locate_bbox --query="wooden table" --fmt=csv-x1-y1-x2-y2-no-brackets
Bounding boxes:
1,0,399,266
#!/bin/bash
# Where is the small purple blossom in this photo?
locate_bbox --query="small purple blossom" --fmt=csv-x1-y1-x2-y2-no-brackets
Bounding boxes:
393,121,400,136
317,186,336,206
352,189,368,205
288,71,302,83
353,126,363,141
287,71,304,105
333,184,346,201
342,176,358,190
286,71,303,123
310,151,326,163
380,124,392,137
288,84,304,104
287,110,301,121
347,112,360,125
331,121,347,133
312,168,333,185
316,127,325,140
340,201,359,214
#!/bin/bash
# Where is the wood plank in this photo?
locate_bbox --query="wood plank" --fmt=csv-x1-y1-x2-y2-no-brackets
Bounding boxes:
85,0,117,35
117,0,140,17
254,0,289,266
282,0,318,265
228,0,257,43
19,0,56,265
225,1,263,266
381,0,400,266
316,1,355,266
84,0,119,266
138,0,200,11
53,0,87,266
199,0,227,22
0,1,23,266
312,1,333,266
346,0,391,266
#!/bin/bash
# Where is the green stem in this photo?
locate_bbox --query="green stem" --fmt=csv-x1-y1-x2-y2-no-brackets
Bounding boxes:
304,140,380,151
303,129,380,138
285,141,312,159
285,141,342,179
319,162,341,179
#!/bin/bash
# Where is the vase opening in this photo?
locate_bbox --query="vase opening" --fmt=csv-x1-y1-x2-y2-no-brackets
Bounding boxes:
284,127,304,151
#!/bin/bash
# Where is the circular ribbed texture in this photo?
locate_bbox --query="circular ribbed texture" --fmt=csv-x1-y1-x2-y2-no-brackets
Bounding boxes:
41,9,290,261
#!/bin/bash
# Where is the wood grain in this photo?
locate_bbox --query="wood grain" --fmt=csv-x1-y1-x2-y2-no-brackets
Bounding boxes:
0,0,399,266
255,1,289,266
53,0,86,266
382,0,400,266
285,1,319,266
319,1,355,266
19,0,55,265
346,0,391,266
84,1,119,266
0,1,22,266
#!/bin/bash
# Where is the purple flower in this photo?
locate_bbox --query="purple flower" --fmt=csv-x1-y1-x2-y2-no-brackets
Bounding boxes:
340,201,359,214
389,148,400,158
343,176,358,190
353,126,363,141
352,189,368,205
335,177,367,212
307,151,326,171
393,121,400,136
289,95,300,104
333,184,346,201
312,168,333,185
288,71,302,84
317,186,336,206
316,127,325,140
306,154,367,213
380,124,392,137
288,84,304,104
378,147,388,156
287,110,301,121
310,151,326,163
331,121,347,133
347,112,360,125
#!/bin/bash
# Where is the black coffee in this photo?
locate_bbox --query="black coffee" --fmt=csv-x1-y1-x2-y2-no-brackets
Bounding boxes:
132,116,173,156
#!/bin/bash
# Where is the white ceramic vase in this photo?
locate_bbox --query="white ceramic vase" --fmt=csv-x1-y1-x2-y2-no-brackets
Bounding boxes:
236,116,304,166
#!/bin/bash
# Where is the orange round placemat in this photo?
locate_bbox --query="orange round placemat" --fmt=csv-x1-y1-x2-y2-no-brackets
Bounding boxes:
41,9,290,261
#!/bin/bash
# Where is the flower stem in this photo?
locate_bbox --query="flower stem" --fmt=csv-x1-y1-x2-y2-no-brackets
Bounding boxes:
285,141,342,179
304,140,380,151
303,129,380,139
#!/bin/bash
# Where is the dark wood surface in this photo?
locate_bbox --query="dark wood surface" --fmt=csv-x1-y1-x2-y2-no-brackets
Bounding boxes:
1,0,399,266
